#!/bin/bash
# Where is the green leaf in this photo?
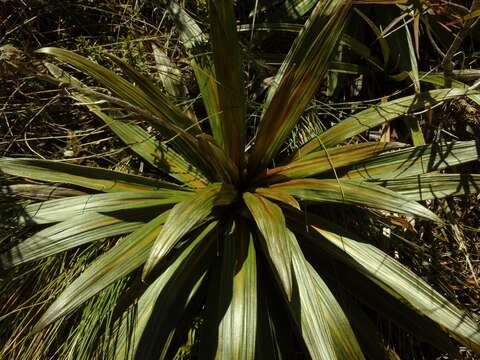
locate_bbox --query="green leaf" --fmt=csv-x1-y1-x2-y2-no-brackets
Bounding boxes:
38,47,196,133
243,193,293,299
44,62,209,187
250,0,352,172
41,53,213,183
342,141,479,181
311,221,480,352
32,211,170,333
208,0,246,168
115,222,218,360
286,230,365,359
22,190,191,224
197,134,239,184
270,179,440,221
142,184,237,278
258,142,404,184
0,157,179,192
293,88,471,157
377,174,480,200
203,220,257,359
0,212,145,269
255,187,301,210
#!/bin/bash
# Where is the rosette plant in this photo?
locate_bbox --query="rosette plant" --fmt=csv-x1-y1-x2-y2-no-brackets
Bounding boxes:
1,0,480,359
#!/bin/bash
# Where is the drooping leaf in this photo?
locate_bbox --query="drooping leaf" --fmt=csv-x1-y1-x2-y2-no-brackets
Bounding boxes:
310,220,480,352
22,190,190,224
243,193,293,299
201,220,257,359
1,211,146,269
0,157,179,192
115,222,218,360
32,211,170,333
286,230,365,359
270,178,440,221
250,0,352,172
142,184,237,278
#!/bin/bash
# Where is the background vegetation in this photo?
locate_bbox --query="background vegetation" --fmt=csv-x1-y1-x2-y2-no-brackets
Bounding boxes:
1,0,479,358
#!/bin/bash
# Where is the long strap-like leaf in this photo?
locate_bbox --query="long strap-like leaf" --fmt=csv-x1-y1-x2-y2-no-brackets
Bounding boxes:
143,184,237,278
250,0,352,173
310,219,480,352
286,230,365,359
341,141,479,181
257,142,404,184
115,222,218,360
201,220,257,360
32,211,169,333
208,0,246,169
270,178,440,221
377,174,480,201
1,212,144,269
293,88,470,158
0,157,180,192
243,193,293,299
45,62,209,187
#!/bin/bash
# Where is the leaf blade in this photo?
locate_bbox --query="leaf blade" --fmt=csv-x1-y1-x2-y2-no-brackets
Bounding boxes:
243,193,293,299
142,184,237,278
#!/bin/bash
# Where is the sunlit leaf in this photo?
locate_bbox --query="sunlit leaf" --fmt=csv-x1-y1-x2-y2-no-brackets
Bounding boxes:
32,211,170,333
310,219,480,352
1,211,146,269
270,178,440,221
243,193,293,299
143,184,237,278
250,0,352,172
293,88,470,157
